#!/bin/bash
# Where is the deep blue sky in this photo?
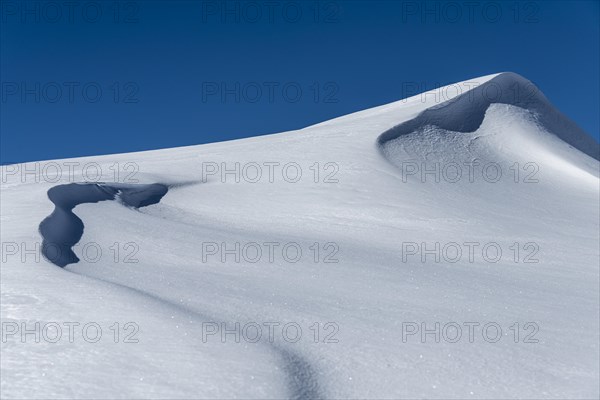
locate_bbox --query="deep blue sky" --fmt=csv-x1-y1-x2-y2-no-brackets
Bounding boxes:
1,0,599,163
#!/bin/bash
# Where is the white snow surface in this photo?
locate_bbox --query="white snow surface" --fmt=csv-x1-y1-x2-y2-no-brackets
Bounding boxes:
1,72,599,399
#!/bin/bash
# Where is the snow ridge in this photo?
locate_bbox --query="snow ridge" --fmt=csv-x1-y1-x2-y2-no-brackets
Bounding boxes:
377,72,599,161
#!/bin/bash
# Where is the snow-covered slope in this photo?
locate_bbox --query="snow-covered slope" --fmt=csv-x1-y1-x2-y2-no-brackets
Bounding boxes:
1,72,599,399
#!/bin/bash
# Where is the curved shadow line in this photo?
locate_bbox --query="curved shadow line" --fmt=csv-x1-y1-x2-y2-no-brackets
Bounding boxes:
69,271,324,399
376,72,599,161
39,181,324,398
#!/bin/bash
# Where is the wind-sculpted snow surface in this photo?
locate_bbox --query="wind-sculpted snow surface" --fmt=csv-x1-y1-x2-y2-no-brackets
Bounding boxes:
377,72,599,161
68,275,325,399
39,183,168,267
36,182,325,397
1,73,599,399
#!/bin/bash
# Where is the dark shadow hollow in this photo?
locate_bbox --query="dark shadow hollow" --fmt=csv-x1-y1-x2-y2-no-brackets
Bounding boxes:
377,72,599,161
39,182,168,267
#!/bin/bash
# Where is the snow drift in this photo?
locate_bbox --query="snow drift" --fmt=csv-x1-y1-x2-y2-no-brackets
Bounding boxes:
1,72,598,399
38,183,168,267
378,72,599,160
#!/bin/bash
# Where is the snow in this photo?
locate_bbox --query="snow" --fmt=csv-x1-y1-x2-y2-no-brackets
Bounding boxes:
1,72,599,399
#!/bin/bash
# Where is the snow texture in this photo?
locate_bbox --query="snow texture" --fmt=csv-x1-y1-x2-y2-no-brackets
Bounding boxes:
1,72,598,399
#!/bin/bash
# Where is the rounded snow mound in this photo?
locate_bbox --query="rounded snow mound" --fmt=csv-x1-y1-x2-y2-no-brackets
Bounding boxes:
377,72,599,166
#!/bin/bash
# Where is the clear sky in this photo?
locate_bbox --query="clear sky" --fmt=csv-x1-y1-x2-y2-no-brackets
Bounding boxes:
1,0,599,163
